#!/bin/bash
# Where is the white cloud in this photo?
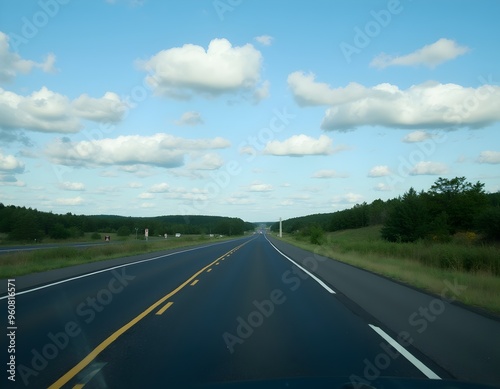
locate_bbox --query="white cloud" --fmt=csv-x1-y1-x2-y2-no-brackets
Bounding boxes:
72,92,128,122
59,181,85,191
253,80,270,103
175,111,204,126
371,38,469,69
254,35,273,46
138,38,266,100
368,165,391,177
263,134,334,156
374,183,392,191
56,196,85,206
0,87,129,133
187,153,224,170
138,192,154,199
149,183,170,193
410,161,448,175
128,182,142,188
332,192,363,204
45,133,230,168
402,130,432,143
288,71,372,107
312,169,347,178
318,82,500,131
248,183,273,192
0,151,24,173
0,32,57,82
478,151,500,164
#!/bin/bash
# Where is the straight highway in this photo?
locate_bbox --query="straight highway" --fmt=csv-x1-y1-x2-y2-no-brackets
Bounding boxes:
1,234,499,388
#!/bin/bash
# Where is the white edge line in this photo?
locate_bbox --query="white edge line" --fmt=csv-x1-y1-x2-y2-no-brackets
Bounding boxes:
265,235,335,294
369,324,441,380
0,238,247,300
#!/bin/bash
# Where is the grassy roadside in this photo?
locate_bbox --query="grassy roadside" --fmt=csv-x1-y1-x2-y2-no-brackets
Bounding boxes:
275,226,500,315
0,235,237,279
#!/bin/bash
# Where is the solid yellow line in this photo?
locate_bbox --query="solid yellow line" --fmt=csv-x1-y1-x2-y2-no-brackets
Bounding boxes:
190,279,199,286
49,239,253,389
72,385,84,389
156,301,173,315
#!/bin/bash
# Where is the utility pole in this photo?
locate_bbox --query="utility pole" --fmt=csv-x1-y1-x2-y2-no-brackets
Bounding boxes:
279,217,282,238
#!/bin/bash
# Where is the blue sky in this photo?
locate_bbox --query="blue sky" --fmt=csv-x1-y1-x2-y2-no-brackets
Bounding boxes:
1,0,499,222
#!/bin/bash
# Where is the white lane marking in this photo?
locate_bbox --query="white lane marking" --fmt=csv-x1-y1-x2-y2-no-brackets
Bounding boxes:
265,236,335,294
369,324,441,379
0,238,251,300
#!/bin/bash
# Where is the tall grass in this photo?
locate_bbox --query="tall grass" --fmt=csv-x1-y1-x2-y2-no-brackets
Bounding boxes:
0,235,229,279
280,226,500,314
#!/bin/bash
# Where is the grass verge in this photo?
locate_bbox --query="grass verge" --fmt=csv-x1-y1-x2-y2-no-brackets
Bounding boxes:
0,235,235,279
276,226,500,315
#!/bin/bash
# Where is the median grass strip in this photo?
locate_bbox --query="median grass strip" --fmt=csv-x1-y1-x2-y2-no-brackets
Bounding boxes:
277,226,500,315
0,236,233,279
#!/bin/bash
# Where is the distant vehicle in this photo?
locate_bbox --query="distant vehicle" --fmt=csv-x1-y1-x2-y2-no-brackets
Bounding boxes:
175,233,181,238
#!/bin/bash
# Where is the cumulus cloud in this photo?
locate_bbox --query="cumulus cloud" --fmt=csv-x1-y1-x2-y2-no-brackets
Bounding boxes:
0,151,24,173
410,161,448,175
374,183,392,191
289,72,500,131
72,92,128,122
332,192,363,204
371,38,469,69
477,151,500,164
288,71,372,107
187,153,224,170
0,32,57,83
248,183,273,192
45,133,231,168
55,196,85,206
138,38,267,100
59,181,85,191
402,130,432,143
368,165,391,177
175,111,204,126
0,87,129,133
255,35,273,46
312,169,347,179
263,134,334,156
319,82,500,131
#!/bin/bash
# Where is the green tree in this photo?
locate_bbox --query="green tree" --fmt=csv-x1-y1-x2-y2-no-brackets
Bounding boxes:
381,188,428,242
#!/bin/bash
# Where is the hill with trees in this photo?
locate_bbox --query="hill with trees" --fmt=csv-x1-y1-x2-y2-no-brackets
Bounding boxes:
0,205,255,243
271,177,500,244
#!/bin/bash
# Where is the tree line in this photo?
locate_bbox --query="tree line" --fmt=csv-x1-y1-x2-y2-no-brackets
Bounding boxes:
0,205,255,242
271,177,500,243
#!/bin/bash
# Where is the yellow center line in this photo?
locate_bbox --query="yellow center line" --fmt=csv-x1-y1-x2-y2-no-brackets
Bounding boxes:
156,301,174,315
190,279,199,286
206,268,212,273
49,238,254,389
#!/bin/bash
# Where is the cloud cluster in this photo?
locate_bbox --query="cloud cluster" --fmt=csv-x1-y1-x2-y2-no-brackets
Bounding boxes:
175,111,204,126
45,133,230,169
288,72,500,131
0,32,57,83
138,38,267,101
263,134,334,156
0,151,24,173
371,38,469,69
0,87,129,134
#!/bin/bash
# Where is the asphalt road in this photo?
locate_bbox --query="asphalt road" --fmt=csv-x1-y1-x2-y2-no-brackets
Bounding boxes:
1,234,499,388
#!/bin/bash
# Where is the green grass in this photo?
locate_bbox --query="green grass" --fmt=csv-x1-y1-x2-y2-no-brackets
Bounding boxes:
0,235,234,278
277,226,500,315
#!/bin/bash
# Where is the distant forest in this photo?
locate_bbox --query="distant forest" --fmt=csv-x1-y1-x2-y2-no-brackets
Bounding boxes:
0,205,255,242
271,177,500,243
